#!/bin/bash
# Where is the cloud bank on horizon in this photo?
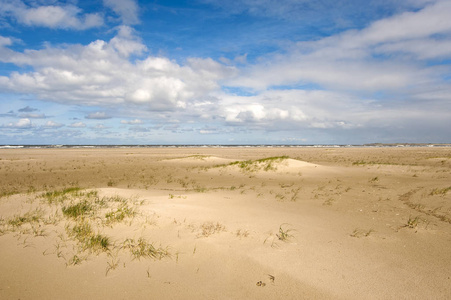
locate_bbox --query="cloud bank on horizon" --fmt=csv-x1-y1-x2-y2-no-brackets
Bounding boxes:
0,0,450,144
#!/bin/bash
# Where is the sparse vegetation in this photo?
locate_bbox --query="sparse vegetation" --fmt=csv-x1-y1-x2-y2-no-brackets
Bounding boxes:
276,224,295,242
369,176,379,183
104,203,136,225
350,228,374,238
198,222,226,237
62,200,93,219
323,198,335,206
122,238,171,260
405,216,421,229
41,187,82,204
429,186,451,196
220,156,290,173
235,229,249,238
7,209,44,228
66,220,111,253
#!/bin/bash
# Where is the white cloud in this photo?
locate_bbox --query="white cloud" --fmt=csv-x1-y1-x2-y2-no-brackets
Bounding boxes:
0,36,13,47
0,28,236,111
0,0,449,143
121,119,143,124
42,120,63,128
228,0,451,92
4,118,33,129
109,26,147,57
359,0,451,44
70,122,86,128
103,0,139,25
0,0,103,30
219,89,354,127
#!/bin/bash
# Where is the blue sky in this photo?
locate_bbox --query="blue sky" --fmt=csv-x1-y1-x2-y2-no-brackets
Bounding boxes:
1,0,450,145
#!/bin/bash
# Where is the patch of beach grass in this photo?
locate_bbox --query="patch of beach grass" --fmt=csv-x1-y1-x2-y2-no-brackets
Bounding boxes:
218,156,290,173
122,238,171,260
40,187,82,204
62,200,93,219
65,220,111,253
104,203,136,225
276,223,295,242
198,222,226,237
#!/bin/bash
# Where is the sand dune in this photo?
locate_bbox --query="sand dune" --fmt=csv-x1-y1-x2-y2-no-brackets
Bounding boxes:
0,147,450,299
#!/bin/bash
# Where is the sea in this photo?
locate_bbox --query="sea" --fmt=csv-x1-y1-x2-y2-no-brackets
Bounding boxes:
0,144,449,149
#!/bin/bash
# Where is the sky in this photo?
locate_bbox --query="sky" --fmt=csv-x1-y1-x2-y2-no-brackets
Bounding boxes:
0,0,450,145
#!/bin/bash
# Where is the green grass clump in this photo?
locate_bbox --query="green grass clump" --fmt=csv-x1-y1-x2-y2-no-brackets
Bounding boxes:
41,187,81,204
405,216,421,229
62,201,93,219
122,238,171,260
105,203,136,225
7,209,44,228
227,156,289,172
66,220,111,253
88,234,111,252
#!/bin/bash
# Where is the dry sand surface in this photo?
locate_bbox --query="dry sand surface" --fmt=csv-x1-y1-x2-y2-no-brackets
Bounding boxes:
0,147,450,299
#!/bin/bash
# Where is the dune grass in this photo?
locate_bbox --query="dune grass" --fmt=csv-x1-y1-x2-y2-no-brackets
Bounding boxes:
219,156,290,173
122,238,171,260
276,223,295,242
1,187,172,274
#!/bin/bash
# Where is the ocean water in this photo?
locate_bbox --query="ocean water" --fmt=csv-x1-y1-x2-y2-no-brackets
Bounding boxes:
0,144,448,149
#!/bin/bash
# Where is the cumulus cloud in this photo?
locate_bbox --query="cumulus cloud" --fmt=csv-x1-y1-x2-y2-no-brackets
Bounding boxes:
0,27,236,111
0,0,449,143
4,118,33,129
42,120,63,128
0,36,13,47
0,0,103,30
219,89,357,128
103,0,139,25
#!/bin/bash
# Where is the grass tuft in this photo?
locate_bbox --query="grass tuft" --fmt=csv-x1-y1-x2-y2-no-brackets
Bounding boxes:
405,216,421,229
62,201,93,219
224,156,289,173
7,209,44,228
66,220,111,253
41,187,81,204
122,238,171,260
276,224,295,242
105,203,136,225
199,222,226,237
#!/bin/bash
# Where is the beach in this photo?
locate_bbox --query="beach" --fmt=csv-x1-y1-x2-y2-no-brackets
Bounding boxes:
0,146,450,299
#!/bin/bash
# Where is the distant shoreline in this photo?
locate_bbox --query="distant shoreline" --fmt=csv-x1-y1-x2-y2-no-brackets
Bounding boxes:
1,143,450,149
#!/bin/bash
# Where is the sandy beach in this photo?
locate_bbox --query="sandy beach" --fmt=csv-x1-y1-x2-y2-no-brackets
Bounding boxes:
0,147,450,299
